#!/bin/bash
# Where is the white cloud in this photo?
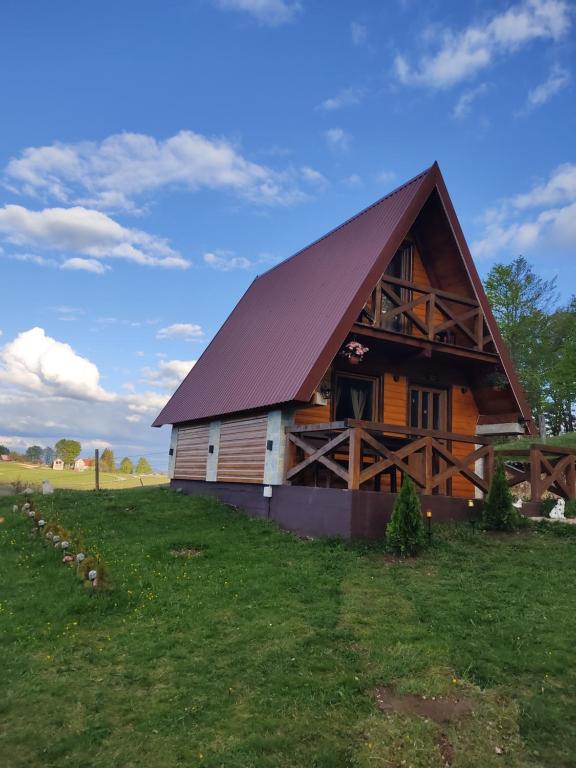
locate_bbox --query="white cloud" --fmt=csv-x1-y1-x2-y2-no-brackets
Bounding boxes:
351,21,367,46
5,130,312,211
325,128,350,151
61,257,110,274
0,327,112,401
11,252,58,267
376,170,397,185
215,0,301,25
141,359,195,390
526,65,570,109
452,83,489,118
342,174,363,188
318,87,364,111
0,328,174,459
204,250,252,271
300,166,327,186
156,323,204,340
473,163,576,257
0,204,190,269
395,0,571,89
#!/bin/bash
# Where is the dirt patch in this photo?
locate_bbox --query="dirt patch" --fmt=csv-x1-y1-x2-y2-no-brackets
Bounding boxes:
374,686,472,724
170,547,203,558
437,732,455,767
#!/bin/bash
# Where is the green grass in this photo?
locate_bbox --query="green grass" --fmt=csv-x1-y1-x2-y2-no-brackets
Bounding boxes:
0,462,167,490
496,432,576,453
1,489,576,767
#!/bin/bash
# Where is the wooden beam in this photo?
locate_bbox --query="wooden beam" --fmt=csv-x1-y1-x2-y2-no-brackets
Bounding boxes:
351,323,500,364
286,431,350,483
381,275,479,306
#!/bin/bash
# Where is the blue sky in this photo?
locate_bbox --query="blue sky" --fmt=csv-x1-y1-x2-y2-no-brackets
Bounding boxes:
0,0,574,467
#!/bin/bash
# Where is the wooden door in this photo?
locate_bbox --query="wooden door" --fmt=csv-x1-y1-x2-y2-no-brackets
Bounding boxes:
408,385,449,494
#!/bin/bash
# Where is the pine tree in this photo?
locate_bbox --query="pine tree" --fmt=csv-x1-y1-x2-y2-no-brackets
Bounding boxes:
385,477,426,556
483,459,517,530
100,448,115,472
120,457,133,474
135,457,152,474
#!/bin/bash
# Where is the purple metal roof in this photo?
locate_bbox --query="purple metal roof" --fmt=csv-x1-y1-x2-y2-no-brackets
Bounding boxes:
153,165,436,426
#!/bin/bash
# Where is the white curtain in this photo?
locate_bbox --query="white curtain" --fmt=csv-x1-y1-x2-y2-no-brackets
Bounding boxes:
350,386,367,419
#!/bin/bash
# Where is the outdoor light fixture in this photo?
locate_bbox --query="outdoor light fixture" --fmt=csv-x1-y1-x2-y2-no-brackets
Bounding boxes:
467,499,475,508
208,444,215,454
393,374,400,382
461,387,468,394
426,509,433,545
266,440,274,451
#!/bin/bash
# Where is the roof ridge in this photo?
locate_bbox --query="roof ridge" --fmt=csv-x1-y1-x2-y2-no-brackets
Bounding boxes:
256,163,435,280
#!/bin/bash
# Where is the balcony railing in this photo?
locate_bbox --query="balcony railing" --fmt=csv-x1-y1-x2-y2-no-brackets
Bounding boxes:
358,276,494,353
285,421,576,501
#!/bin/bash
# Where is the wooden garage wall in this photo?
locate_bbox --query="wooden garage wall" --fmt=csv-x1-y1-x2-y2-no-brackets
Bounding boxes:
217,414,268,484
451,386,479,498
174,424,210,480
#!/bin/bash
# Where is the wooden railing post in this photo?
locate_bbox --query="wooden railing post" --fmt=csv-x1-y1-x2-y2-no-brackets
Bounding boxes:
348,428,361,490
424,436,433,494
530,445,541,502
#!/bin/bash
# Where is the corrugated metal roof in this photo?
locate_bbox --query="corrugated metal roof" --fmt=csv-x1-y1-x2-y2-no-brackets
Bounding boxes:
153,165,435,426
153,162,535,430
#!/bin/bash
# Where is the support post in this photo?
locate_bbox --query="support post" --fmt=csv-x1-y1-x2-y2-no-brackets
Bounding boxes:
347,428,361,490
95,448,100,492
530,445,540,502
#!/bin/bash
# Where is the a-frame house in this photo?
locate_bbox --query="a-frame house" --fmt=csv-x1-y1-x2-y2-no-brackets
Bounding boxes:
154,163,571,538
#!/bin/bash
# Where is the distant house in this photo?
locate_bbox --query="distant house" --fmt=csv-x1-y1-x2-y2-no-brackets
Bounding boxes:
52,458,64,471
0,454,10,462
74,458,86,471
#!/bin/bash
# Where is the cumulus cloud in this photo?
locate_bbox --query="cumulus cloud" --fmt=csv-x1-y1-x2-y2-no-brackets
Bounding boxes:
525,65,570,109
203,251,252,271
324,128,350,151
318,87,365,111
215,0,301,25
156,323,204,340
395,0,571,89
0,204,189,269
473,163,576,257
0,328,175,458
4,130,314,211
0,327,112,401
141,359,195,389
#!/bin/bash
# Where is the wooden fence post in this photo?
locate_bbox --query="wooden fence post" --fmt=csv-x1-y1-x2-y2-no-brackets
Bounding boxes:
95,448,100,492
348,429,361,490
529,445,540,502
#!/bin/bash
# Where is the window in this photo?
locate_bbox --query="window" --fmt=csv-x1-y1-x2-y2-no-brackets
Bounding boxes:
334,374,377,421
382,241,413,332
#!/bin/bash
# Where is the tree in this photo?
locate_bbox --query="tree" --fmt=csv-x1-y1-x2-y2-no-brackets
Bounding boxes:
43,446,56,466
545,297,576,434
100,448,115,472
485,256,558,419
25,445,43,463
135,457,152,474
120,457,133,474
483,459,517,531
55,439,81,467
385,477,426,556
0,445,10,456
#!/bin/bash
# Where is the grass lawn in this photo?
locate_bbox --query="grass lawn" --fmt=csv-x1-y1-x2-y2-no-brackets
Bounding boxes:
496,432,576,453
1,489,575,767
0,462,167,490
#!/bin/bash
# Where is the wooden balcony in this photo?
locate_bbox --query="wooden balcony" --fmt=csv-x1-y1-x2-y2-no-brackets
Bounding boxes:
356,276,498,363
285,421,576,501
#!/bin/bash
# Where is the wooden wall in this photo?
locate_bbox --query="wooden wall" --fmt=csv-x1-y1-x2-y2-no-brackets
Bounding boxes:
383,373,407,425
450,386,479,498
217,414,268,484
294,403,330,425
174,424,210,480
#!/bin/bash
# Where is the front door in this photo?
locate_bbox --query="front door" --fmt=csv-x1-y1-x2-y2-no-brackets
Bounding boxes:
409,385,449,494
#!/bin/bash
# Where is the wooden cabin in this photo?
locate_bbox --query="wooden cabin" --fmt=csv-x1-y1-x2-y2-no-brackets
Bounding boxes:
154,163,576,538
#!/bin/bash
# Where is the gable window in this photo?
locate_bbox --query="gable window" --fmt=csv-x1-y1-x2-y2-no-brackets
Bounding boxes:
334,374,377,421
382,241,414,332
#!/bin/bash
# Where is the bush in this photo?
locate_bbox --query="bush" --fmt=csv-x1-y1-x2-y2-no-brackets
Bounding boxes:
483,459,518,530
565,499,576,519
386,477,426,556
540,497,557,516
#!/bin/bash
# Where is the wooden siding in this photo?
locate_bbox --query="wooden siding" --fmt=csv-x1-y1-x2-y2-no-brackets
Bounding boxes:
295,403,331,425
411,245,443,328
217,414,268,484
451,387,479,498
383,373,407,425
174,424,210,480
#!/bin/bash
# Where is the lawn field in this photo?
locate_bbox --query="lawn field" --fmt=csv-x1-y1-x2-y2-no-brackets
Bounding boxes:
1,489,575,767
0,462,167,490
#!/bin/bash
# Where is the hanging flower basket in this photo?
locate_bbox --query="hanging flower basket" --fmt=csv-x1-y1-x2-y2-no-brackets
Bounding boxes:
340,341,369,365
